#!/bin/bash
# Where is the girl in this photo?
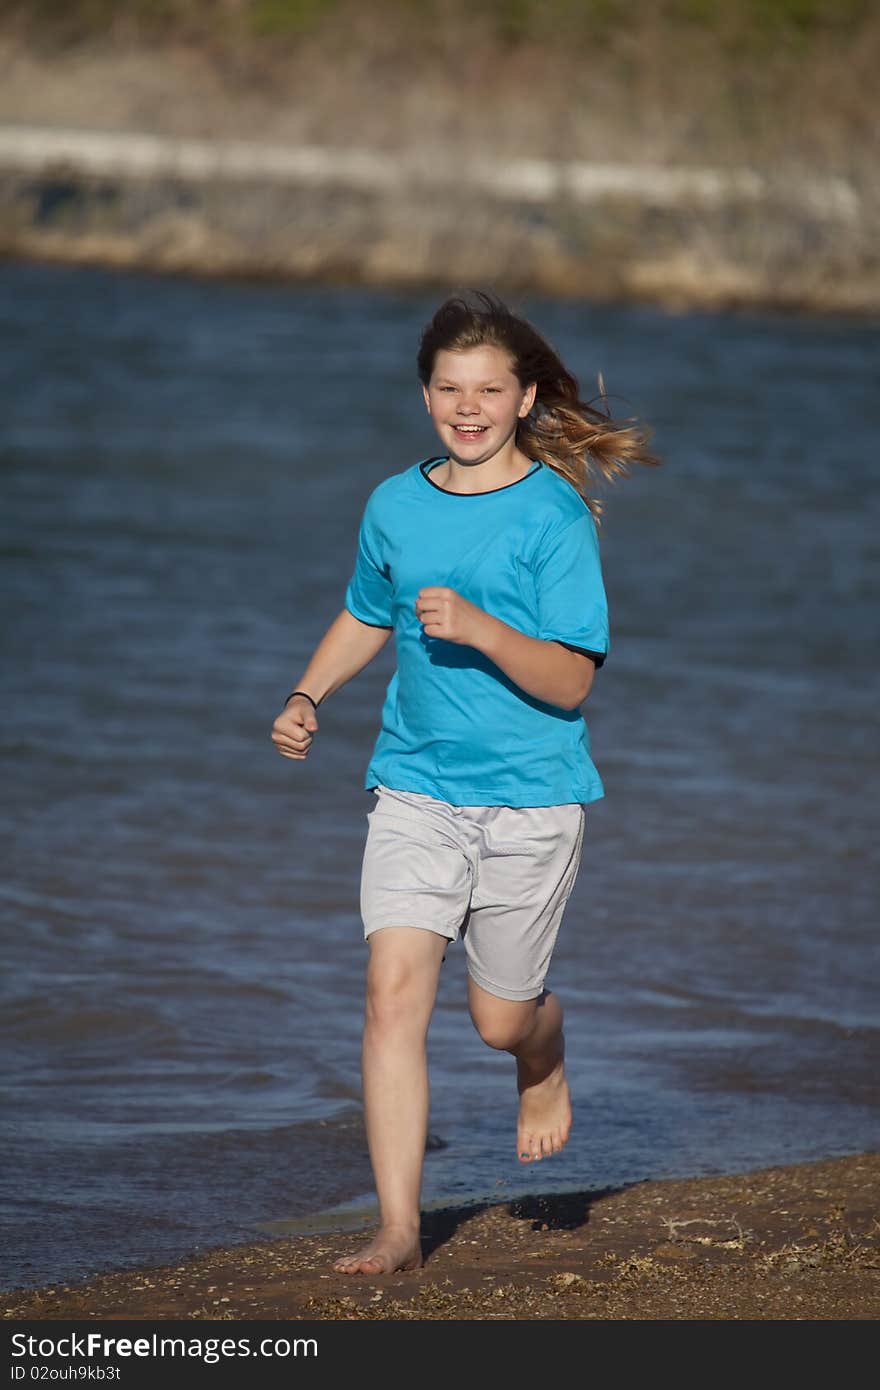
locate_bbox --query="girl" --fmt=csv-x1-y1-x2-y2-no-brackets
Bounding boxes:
271,291,659,1277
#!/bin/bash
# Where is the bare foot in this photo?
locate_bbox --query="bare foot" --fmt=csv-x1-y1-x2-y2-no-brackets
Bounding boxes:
332,1225,422,1276
516,1035,572,1164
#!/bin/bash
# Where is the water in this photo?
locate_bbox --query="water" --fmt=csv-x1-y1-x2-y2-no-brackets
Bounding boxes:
1,263,878,1292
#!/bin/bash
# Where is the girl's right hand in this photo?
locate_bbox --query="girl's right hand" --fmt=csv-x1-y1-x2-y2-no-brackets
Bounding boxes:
271,695,320,760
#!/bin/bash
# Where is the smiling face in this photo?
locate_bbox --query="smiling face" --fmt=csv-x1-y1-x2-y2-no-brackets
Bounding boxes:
422,345,537,466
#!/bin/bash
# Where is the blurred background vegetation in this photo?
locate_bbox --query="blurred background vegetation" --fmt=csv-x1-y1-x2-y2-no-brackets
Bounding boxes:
1,0,872,46
0,1,876,307
2,0,875,170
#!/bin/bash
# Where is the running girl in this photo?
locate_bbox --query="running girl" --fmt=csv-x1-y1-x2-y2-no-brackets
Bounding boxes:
271,291,659,1277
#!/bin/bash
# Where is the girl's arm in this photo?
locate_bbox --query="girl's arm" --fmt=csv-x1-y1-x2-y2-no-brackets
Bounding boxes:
414,587,596,711
271,609,392,761
286,608,392,707
476,616,596,710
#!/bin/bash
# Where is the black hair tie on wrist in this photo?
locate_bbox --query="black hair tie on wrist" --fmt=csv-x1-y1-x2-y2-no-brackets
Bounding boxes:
286,690,319,711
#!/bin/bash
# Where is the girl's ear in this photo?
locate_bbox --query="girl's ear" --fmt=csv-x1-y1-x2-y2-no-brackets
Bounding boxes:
519,382,537,417
421,384,432,414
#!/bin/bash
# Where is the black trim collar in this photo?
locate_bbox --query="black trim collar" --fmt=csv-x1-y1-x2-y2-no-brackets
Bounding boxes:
419,457,543,497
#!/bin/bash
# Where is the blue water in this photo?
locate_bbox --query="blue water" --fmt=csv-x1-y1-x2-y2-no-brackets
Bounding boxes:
1,262,878,1291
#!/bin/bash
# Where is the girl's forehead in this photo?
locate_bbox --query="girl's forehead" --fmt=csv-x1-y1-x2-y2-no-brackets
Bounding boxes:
431,345,516,380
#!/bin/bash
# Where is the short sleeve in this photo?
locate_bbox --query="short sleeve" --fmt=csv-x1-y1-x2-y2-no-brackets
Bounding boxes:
533,512,609,668
344,496,394,628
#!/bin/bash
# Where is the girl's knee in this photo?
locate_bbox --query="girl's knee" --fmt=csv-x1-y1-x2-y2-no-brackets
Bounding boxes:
365,979,421,1031
470,1000,537,1052
365,932,444,1030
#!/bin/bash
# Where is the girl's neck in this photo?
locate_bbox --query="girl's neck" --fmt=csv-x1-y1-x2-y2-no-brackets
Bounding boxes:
433,447,535,496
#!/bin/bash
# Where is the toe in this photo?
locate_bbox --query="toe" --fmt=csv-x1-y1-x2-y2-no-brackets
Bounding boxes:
334,1249,381,1275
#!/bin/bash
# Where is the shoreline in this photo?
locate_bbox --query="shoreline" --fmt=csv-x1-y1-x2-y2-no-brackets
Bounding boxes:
0,122,877,316
1,14,878,318
4,1151,878,1321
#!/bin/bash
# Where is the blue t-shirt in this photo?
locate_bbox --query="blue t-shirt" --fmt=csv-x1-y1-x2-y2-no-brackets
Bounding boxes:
344,457,610,807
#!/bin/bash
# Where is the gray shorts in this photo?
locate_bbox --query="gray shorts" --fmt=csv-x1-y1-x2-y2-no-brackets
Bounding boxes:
360,783,587,1002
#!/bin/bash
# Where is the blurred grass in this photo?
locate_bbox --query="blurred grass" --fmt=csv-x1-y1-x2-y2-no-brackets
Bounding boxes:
1,0,876,183
0,0,872,48
0,0,877,306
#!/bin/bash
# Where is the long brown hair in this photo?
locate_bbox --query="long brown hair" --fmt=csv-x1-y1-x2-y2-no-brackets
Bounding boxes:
417,290,661,524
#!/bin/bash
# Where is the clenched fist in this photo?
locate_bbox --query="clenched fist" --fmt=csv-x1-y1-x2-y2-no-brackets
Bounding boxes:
414,587,486,646
271,694,319,761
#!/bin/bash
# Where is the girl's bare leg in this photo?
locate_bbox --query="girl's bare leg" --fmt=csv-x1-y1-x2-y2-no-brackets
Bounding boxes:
333,926,448,1275
467,981,572,1164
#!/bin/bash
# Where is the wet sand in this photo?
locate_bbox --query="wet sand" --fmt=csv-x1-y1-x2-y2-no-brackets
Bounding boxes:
4,1152,878,1321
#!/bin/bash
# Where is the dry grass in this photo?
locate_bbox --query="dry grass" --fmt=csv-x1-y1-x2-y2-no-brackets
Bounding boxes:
1,3,877,310
0,2,877,179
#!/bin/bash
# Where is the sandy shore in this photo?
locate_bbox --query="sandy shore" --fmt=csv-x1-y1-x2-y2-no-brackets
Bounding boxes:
4,1152,878,1321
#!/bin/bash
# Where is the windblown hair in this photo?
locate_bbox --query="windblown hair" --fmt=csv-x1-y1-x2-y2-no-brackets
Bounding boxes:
417,291,661,524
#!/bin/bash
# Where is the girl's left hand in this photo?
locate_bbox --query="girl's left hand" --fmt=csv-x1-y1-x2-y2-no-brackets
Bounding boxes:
414,587,485,646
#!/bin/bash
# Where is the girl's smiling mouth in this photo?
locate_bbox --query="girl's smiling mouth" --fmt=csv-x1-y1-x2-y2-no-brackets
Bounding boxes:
452,424,489,438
